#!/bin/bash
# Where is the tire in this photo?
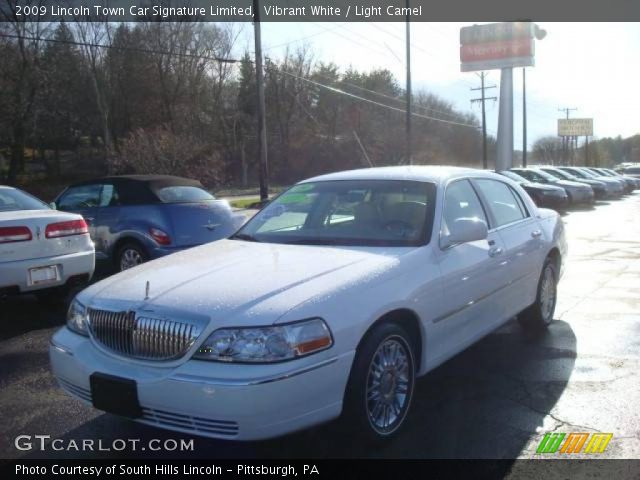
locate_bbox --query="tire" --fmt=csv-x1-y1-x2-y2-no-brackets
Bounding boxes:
342,322,416,442
115,241,148,272
520,257,558,331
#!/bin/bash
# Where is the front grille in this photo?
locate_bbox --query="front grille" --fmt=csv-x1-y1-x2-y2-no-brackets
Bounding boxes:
88,308,202,360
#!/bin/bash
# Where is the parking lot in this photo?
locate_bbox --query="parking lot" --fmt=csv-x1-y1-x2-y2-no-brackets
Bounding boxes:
1,192,639,460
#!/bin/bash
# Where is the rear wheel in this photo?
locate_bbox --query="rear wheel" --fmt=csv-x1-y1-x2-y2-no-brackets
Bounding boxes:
116,242,148,272
343,322,416,442
520,258,557,331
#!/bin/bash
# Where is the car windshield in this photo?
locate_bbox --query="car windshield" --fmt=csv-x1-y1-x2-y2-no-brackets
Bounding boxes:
155,186,215,203
232,180,436,247
563,168,588,179
499,171,528,184
578,169,599,178
541,168,570,180
513,169,554,183
0,188,49,212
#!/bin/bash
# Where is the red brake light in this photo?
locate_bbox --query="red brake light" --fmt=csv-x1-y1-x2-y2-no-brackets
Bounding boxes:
149,227,171,246
0,226,32,243
45,219,89,239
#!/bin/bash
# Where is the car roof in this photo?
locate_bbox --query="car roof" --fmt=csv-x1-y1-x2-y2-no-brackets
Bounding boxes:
300,165,503,185
70,174,202,187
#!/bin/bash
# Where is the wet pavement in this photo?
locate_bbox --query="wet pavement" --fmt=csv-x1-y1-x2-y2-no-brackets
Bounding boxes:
1,193,638,460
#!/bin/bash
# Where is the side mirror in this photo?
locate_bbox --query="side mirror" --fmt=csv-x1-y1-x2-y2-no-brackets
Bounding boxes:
49,202,57,210
441,217,488,249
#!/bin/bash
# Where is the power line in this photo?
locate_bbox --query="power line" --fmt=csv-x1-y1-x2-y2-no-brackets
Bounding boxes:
0,32,238,63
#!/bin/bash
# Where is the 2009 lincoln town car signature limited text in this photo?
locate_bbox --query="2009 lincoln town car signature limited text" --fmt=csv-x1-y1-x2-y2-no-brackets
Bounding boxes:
50,166,567,441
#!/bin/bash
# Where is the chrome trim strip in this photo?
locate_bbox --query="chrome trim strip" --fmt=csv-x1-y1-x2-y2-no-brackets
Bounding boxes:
171,357,340,386
49,339,74,356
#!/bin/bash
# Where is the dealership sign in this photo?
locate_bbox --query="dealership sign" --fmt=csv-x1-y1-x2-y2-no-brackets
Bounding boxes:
558,118,594,136
460,22,536,72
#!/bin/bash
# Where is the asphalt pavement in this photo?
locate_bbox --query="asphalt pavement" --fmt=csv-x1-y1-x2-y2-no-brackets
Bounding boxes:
1,193,638,460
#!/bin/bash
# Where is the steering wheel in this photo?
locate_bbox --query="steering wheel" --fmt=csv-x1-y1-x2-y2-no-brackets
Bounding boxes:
383,220,416,237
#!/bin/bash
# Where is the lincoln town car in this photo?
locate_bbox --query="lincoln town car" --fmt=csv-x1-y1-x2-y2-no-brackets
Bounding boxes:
50,166,567,441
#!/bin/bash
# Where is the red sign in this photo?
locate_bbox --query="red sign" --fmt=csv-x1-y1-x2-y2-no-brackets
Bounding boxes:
460,38,533,63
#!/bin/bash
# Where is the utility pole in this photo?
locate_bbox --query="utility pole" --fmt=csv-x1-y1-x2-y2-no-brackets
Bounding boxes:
558,107,577,166
405,0,412,165
253,0,269,202
522,68,527,167
471,72,497,169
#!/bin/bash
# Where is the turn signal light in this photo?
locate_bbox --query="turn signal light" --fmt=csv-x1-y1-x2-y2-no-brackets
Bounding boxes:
0,226,32,243
45,219,89,238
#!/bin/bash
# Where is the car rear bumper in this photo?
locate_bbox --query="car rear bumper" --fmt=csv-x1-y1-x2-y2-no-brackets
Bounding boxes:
0,248,95,293
49,327,353,441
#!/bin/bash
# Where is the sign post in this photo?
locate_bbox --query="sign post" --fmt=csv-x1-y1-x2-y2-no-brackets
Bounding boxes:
460,22,545,171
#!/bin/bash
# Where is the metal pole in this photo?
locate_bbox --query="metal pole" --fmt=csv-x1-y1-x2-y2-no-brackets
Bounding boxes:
481,73,487,169
585,136,589,166
253,0,269,202
405,0,412,165
522,68,527,167
496,67,513,172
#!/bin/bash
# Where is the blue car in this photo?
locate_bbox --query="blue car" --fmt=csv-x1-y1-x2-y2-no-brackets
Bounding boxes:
54,175,246,271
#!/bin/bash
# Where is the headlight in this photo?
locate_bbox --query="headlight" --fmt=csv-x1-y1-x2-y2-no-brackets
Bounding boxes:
67,298,89,336
193,318,333,363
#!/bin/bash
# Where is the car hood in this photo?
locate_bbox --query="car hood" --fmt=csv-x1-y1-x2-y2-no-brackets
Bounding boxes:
79,239,404,327
525,182,565,192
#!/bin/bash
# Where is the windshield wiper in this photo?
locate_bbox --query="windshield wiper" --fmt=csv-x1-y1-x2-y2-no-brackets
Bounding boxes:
229,233,260,242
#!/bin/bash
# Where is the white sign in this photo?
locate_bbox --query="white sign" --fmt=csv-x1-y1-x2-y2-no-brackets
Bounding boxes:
558,118,593,136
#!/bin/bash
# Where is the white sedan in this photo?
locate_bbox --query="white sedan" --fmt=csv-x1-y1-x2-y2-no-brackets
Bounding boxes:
50,167,567,441
0,186,95,302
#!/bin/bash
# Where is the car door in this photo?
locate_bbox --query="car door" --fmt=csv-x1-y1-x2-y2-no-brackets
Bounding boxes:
429,179,510,365
472,178,544,318
92,182,122,259
56,184,102,239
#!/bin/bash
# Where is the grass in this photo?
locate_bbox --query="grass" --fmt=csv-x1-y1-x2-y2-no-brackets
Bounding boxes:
229,197,262,209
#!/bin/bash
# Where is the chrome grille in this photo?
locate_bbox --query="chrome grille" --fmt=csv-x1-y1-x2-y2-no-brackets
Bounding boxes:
88,308,201,360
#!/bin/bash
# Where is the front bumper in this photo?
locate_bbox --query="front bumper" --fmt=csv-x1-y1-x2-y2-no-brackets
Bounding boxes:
49,327,353,441
0,249,95,293
569,188,595,205
537,193,569,210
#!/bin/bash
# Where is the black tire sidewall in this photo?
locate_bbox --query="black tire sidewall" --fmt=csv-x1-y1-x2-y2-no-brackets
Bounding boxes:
116,242,148,272
343,322,416,441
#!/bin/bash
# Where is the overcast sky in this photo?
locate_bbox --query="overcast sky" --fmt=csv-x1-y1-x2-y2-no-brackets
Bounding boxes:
235,22,640,150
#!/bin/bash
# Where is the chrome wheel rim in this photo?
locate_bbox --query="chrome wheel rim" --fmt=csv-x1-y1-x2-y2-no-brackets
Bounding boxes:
120,248,143,271
540,265,556,323
366,337,412,434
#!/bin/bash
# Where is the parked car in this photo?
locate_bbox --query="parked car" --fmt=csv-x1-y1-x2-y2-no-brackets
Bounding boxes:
537,166,609,199
588,167,637,192
497,170,568,210
0,186,94,302
54,175,246,272
510,167,594,205
601,167,640,189
617,165,640,181
558,167,625,197
51,166,567,441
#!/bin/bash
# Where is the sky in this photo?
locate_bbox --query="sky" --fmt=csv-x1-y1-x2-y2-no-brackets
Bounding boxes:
233,22,640,151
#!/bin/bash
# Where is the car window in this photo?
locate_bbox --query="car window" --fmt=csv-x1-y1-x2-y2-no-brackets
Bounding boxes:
624,167,640,174
155,186,215,203
57,184,102,210
474,179,526,228
441,179,487,236
99,184,120,207
235,180,436,246
0,188,49,212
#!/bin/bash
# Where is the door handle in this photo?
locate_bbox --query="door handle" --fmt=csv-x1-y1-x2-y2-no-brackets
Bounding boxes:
531,230,542,238
489,246,504,257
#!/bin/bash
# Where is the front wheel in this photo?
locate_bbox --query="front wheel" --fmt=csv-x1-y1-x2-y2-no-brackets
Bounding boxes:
520,258,558,331
343,323,416,442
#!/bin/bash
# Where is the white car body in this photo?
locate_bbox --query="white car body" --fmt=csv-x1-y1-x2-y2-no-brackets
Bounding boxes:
0,186,95,295
50,167,567,440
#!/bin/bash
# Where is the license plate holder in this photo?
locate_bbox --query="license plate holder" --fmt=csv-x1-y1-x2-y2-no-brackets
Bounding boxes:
90,373,142,418
28,265,60,286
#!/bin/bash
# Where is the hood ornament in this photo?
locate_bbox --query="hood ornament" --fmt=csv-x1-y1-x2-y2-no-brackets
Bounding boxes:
144,281,150,301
